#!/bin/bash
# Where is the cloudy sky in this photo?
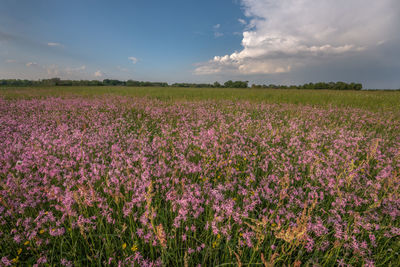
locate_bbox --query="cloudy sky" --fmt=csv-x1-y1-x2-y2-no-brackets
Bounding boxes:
1,0,399,88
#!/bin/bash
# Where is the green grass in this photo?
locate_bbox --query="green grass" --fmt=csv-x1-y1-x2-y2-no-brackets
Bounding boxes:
1,86,400,111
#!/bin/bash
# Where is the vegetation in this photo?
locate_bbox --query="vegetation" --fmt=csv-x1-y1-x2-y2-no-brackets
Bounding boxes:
252,81,363,90
1,86,400,112
0,78,366,90
0,91,399,266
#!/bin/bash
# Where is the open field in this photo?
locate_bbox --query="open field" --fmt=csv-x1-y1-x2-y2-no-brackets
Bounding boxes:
1,86,400,112
0,87,399,266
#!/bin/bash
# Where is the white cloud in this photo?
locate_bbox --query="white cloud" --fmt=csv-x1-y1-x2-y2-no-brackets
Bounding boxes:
46,65,59,76
47,42,62,47
213,24,223,38
94,70,103,78
238,19,247,25
66,65,86,73
26,62,38,67
377,40,386,46
193,64,222,75
44,65,89,79
214,32,224,38
128,57,138,64
195,0,398,75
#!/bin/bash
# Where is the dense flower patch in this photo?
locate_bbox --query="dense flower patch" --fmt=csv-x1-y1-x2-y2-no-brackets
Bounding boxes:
0,97,399,266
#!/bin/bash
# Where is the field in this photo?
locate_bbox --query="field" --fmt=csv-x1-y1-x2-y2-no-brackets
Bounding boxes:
1,87,400,112
0,87,399,266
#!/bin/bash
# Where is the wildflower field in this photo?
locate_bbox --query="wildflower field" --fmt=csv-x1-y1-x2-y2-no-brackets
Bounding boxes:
0,87,399,266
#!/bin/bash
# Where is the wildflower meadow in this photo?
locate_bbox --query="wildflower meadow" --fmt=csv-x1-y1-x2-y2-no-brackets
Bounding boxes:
0,89,399,266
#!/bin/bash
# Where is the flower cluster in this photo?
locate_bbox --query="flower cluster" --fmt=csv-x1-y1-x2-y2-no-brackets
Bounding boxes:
0,96,399,266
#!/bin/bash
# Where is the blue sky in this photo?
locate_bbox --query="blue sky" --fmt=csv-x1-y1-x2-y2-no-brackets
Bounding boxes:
0,0,245,82
1,0,399,88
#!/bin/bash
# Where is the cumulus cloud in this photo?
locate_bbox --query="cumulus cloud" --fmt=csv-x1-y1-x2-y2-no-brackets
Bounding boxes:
94,70,103,78
128,57,138,64
195,0,399,75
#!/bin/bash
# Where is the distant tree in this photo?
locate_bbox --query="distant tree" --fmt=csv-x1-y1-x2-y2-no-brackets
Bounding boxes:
353,83,363,90
0,78,363,90
223,80,248,88
126,80,141,86
103,79,125,86
58,80,73,86
224,80,233,88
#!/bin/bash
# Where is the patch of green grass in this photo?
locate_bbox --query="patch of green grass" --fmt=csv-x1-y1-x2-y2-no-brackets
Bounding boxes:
1,86,400,111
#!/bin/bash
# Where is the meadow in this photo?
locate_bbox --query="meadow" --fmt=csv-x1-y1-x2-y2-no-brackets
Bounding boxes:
0,87,399,266
1,86,400,112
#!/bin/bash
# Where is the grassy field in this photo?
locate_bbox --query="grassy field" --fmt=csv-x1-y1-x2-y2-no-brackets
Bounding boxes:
1,86,400,111
0,87,399,266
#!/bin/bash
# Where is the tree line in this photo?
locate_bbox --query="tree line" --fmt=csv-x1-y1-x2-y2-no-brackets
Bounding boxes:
0,78,248,88
0,78,364,90
251,81,363,90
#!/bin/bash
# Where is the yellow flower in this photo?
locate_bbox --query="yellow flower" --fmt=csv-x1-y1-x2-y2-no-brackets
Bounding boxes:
131,244,138,252
44,211,48,215
217,234,221,239
212,241,218,248
122,243,127,250
12,256,19,263
24,241,30,246
39,229,45,234
17,248,22,255
239,233,243,237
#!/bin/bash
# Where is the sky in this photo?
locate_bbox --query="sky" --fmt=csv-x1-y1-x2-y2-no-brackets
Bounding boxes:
0,0,399,89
